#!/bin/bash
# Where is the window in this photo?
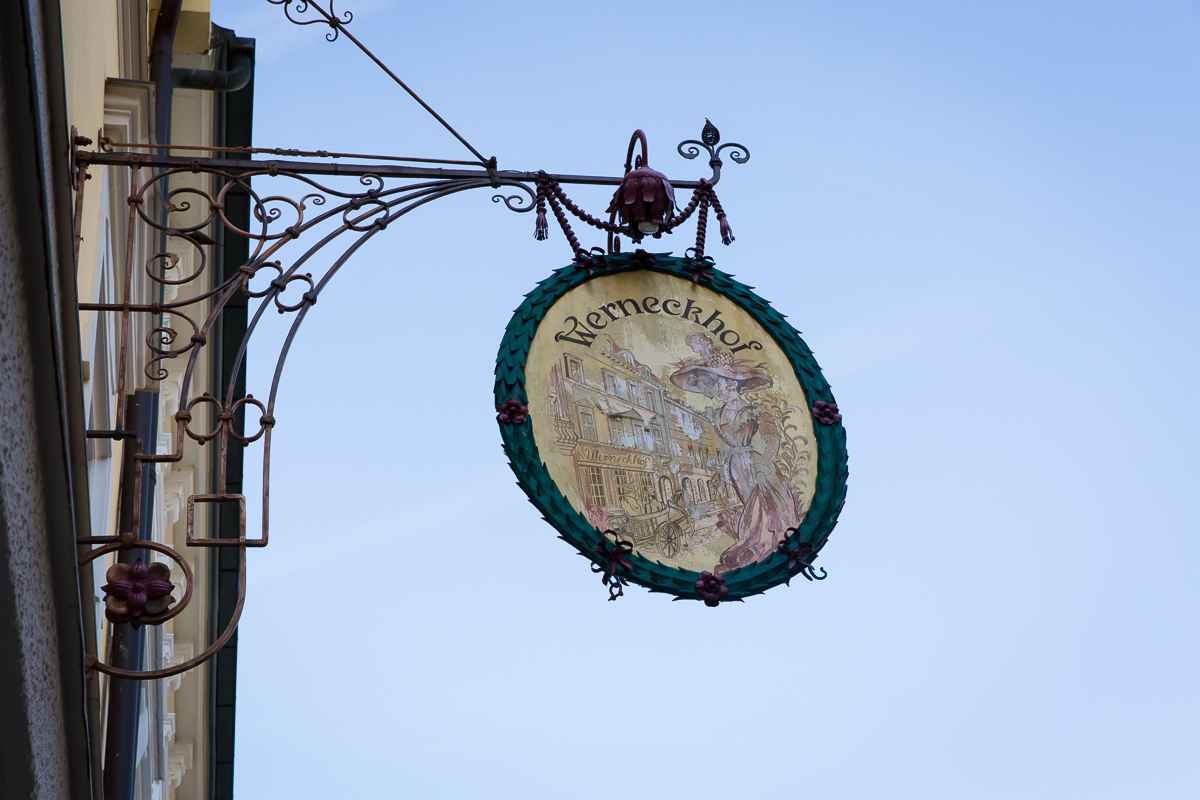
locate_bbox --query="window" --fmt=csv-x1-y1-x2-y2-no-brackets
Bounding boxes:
609,417,624,445
682,478,692,504
653,425,669,453
610,417,637,449
578,408,597,441
585,466,606,508
565,355,582,381
614,469,633,499
603,370,627,399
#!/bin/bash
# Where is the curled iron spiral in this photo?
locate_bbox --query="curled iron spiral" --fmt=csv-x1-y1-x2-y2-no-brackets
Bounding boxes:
267,0,354,42
490,180,538,213
145,310,202,381
146,235,208,287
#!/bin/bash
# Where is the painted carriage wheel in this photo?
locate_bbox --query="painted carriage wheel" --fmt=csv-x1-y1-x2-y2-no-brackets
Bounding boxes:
661,522,682,558
494,252,848,603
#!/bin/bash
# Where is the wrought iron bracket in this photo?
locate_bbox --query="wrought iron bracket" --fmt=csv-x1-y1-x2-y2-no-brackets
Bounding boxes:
71,122,749,680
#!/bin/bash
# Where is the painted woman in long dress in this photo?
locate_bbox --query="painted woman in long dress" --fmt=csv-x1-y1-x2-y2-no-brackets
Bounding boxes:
670,335,803,572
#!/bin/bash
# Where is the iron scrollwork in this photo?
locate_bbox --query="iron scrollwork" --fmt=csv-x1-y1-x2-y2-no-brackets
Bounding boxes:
266,0,354,42
72,117,748,679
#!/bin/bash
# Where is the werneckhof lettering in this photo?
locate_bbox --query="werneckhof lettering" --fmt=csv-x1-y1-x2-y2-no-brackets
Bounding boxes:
554,295,765,353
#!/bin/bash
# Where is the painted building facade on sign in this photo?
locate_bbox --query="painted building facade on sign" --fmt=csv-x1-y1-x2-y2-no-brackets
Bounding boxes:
547,338,733,561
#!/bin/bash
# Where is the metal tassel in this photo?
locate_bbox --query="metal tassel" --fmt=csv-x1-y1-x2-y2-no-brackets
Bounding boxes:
718,213,734,245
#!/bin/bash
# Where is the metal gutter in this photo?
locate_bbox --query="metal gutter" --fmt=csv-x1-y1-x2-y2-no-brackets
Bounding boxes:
102,3,183,798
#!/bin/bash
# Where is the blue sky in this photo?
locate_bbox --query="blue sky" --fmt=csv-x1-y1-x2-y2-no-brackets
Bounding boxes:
210,2,1198,797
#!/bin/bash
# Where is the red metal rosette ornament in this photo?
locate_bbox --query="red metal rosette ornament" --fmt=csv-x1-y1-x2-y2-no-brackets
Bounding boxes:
607,130,676,237
102,559,176,625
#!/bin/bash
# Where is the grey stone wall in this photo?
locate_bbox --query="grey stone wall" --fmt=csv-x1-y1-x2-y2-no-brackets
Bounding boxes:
0,1,97,797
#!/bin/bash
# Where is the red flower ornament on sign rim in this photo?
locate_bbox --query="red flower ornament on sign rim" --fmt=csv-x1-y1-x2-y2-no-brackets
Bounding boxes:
496,399,529,425
695,571,729,607
812,400,842,425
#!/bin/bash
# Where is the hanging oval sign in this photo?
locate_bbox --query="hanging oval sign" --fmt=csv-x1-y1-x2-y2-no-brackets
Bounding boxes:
495,252,847,604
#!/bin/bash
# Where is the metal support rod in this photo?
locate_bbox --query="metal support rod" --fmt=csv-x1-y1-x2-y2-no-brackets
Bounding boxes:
271,0,490,164
76,150,713,190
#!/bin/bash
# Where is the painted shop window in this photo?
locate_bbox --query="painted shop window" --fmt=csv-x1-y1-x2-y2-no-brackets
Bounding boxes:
637,473,657,509
614,469,633,499
585,466,606,508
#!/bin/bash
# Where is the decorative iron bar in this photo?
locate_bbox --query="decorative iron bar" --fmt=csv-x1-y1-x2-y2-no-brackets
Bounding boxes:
73,121,749,679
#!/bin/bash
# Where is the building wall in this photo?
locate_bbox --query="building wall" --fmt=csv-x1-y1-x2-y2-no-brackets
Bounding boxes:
1,0,103,796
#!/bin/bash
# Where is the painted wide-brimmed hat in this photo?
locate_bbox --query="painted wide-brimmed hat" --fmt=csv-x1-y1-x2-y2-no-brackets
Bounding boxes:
669,359,772,395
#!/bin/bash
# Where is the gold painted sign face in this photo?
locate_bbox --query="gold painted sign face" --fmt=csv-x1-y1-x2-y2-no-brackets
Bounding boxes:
525,270,818,574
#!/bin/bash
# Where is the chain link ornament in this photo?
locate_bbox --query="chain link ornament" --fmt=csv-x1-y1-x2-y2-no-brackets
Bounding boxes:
531,123,747,259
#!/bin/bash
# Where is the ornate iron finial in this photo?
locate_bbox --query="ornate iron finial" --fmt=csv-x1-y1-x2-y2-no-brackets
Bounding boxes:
676,121,750,187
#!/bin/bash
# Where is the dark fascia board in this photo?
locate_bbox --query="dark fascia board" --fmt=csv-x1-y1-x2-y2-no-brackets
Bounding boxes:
207,22,256,800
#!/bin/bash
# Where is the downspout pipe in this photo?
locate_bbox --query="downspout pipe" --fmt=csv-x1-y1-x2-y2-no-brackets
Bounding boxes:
103,4,182,799
173,29,254,93
101,392,158,800
149,0,183,158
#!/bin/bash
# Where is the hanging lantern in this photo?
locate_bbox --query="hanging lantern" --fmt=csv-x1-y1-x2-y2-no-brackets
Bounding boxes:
607,130,676,236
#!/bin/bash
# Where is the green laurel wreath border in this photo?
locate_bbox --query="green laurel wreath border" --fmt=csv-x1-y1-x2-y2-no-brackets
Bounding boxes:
494,252,848,602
